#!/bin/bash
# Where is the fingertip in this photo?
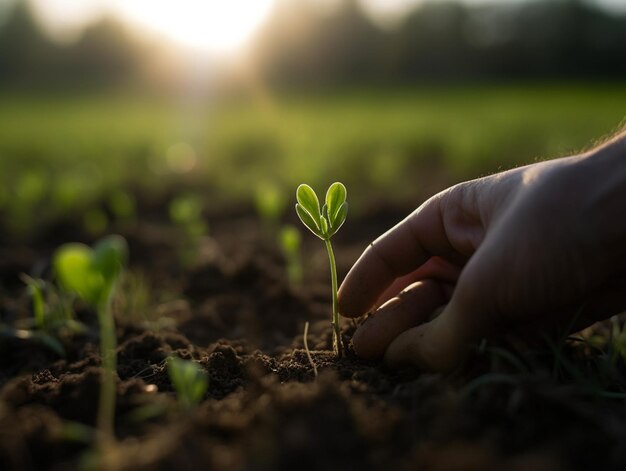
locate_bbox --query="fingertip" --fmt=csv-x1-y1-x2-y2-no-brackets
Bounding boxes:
383,314,464,372
350,297,403,359
351,280,448,359
351,327,376,360
383,324,432,370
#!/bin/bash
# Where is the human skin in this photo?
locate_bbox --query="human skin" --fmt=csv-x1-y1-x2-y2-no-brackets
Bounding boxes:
338,131,626,372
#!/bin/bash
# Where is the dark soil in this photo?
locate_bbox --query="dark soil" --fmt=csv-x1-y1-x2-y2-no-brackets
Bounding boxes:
2,206,626,471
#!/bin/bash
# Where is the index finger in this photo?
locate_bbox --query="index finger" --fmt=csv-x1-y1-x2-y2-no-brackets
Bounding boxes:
338,193,456,318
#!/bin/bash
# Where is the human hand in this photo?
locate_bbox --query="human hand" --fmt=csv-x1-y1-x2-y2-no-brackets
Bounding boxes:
338,135,626,371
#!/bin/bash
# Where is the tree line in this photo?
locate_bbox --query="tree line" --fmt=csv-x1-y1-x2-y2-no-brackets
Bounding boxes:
1,0,625,90
253,0,626,87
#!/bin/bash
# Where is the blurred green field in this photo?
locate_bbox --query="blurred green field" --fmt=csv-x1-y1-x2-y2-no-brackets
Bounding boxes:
1,83,625,236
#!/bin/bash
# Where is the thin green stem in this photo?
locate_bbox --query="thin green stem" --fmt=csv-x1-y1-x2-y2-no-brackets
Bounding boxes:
324,238,343,358
97,287,117,444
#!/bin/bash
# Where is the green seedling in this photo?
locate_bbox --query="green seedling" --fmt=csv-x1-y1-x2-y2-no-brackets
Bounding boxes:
108,189,137,225
83,209,109,236
278,224,303,286
169,193,205,230
167,356,208,411
169,193,208,266
255,182,287,235
17,274,85,356
21,274,46,330
295,182,348,357
9,169,48,236
53,235,127,444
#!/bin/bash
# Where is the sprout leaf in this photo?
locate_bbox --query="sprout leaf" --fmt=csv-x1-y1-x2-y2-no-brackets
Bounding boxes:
296,203,322,238
54,243,103,305
92,235,128,282
54,236,127,306
167,356,208,410
325,182,347,226
296,184,321,226
327,201,348,238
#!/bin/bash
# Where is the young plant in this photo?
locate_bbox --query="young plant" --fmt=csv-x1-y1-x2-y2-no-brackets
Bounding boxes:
278,224,303,286
21,274,46,330
167,356,208,411
168,193,208,266
9,169,48,236
15,274,84,357
108,189,136,225
53,235,127,444
254,182,287,236
295,182,348,357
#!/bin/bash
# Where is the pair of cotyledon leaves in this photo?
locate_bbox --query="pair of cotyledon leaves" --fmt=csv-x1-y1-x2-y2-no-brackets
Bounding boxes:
53,235,128,306
167,356,208,409
296,182,348,240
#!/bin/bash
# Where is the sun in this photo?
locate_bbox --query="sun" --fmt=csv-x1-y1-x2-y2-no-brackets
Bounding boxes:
112,0,275,54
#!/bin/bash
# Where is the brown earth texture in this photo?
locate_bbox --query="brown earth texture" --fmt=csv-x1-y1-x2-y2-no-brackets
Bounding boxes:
2,202,626,471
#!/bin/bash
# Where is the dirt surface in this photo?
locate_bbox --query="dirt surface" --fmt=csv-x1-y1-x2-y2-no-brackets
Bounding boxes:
2,206,626,471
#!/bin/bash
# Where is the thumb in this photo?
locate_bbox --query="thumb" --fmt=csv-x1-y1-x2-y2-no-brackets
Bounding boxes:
383,293,492,372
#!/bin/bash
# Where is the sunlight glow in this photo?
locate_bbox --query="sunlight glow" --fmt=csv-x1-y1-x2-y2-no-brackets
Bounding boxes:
111,0,275,53
28,0,106,43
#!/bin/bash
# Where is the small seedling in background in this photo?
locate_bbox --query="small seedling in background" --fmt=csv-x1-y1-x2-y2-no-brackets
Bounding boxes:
255,183,303,285
108,189,137,225
278,224,303,286
13,274,86,357
168,193,208,266
295,182,348,357
254,182,287,236
53,235,127,444
9,169,48,236
167,356,208,411
83,209,109,236
21,274,46,330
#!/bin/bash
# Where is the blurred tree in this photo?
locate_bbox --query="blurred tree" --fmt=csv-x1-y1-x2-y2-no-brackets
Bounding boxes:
0,0,625,90
0,0,146,89
392,2,476,81
253,0,626,87
254,0,386,87
0,0,59,86
66,17,143,88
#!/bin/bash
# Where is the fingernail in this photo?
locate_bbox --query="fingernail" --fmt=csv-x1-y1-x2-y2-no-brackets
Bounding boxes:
377,296,403,312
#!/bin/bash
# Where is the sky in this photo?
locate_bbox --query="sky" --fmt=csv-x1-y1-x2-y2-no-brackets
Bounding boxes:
3,0,626,54
22,0,276,52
